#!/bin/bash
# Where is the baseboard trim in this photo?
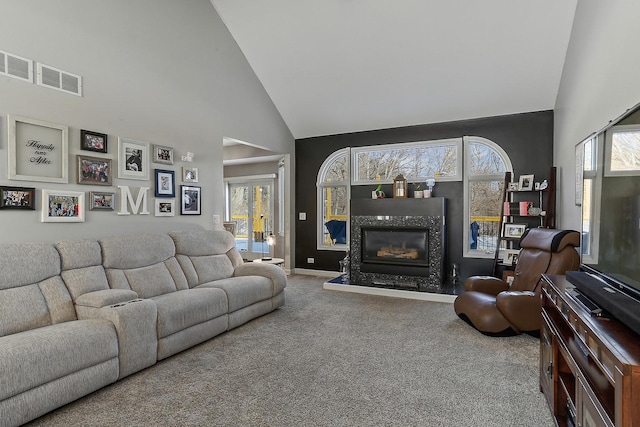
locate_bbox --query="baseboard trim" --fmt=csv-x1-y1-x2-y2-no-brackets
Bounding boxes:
293,268,339,278
323,280,457,303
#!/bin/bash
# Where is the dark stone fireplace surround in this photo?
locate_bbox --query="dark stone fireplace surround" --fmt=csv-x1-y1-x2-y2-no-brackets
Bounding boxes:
350,198,446,292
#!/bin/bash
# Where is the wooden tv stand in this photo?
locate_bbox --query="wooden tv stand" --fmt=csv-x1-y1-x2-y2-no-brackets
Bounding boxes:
540,274,640,426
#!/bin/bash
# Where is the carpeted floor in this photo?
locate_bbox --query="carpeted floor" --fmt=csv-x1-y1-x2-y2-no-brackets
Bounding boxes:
26,275,554,427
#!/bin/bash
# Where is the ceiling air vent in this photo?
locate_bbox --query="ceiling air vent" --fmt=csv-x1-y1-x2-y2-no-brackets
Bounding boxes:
36,63,82,96
0,49,33,83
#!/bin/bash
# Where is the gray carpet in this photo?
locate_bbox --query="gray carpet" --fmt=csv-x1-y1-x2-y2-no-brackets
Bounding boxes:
27,275,554,427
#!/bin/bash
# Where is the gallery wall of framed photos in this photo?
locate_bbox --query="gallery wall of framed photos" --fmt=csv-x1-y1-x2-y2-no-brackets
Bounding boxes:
1,114,203,226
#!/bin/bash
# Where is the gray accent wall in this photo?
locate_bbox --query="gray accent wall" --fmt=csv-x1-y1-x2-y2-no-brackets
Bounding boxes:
555,1,640,231
0,0,293,243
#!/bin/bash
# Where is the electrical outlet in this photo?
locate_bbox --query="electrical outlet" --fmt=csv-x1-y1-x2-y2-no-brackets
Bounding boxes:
212,215,220,224
299,212,307,220
307,257,314,264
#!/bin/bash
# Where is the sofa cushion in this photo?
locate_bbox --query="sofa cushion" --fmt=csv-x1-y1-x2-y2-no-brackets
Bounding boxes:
152,288,228,338
0,276,76,338
0,242,60,289
0,319,118,401
198,276,274,312
56,239,111,300
100,233,176,270
123,263,178,299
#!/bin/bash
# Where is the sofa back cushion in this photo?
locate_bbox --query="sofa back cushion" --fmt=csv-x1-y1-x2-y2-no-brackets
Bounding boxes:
169,230,242,287
56,239,110,301
99,233,188,298
0,242,76,337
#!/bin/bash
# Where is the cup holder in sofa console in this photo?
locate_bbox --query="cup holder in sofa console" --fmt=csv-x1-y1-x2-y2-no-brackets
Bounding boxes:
110,298,144,308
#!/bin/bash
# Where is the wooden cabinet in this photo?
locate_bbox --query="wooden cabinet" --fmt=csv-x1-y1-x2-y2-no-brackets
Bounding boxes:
540,274,640,427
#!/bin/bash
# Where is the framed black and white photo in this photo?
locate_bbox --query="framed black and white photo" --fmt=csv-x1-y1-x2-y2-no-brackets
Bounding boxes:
8,115,68,183
89,191,115,211
154,169,175,197
154,198,175,216
180,185,201,215
0,186,36,210
77,155,112,185
41,189,84,222
504,249,520,265
182,166,198,183
153,145,174,165
518,174,534,191
80,129,107,153
118,137,150,180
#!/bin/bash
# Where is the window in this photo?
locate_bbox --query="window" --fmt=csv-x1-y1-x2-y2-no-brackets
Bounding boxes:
605,125,640,176
582,135,601,263
463,136,513,258
351,139,462,184
317,148,350,250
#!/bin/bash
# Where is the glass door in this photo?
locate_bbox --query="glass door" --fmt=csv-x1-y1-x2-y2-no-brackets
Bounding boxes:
228,180,273,258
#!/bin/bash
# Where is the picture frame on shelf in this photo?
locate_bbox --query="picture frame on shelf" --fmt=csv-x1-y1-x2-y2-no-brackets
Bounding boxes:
502,270,515,285
504,249,520,266
41,189,84,222
507,182,519,191
154,169,175,197
77,155,112,185
80,129,107,153
8,115,68,183
503,223,527,239
182,166,198,183
118,137,150,180
0,186,36,210
153,145,174,165
180,185,200,215
89,191,115,211
518,174,534,191
154,198,175,216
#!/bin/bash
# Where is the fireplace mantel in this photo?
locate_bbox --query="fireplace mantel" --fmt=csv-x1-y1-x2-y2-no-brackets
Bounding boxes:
350,198,446,292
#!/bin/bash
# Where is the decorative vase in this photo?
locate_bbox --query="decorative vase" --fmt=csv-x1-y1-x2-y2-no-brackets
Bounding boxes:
414,190,423,198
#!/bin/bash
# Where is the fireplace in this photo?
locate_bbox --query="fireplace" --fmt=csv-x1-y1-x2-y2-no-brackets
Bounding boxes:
350,198,445,292
361,227,429,267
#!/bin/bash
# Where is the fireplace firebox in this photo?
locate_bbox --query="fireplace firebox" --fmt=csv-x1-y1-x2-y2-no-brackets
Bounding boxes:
361,227,429,267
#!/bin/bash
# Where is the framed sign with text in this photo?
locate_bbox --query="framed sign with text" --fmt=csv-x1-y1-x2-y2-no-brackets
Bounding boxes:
8,115,69,183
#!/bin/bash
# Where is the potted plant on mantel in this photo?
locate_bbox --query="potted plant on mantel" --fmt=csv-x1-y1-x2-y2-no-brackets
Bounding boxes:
413,182,424,198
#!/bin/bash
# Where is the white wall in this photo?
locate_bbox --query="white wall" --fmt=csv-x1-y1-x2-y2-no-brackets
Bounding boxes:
554,0,640,230
0,0,293,243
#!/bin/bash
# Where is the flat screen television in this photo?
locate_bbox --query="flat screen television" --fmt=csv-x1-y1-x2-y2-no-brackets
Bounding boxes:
569,103,640,336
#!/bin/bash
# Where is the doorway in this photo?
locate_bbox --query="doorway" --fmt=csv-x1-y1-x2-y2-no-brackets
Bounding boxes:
227,179,274,259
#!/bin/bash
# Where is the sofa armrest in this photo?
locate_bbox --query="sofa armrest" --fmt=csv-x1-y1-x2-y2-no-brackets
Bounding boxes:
75,289,139,308
233,262,287,295
495,291,541,332
76,299,157,378
463,276,509,295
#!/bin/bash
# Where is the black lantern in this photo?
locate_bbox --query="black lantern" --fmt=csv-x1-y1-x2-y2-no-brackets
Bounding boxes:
393,174,407,198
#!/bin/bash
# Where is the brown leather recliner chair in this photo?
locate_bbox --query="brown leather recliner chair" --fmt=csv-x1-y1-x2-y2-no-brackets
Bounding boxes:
454,228,580,335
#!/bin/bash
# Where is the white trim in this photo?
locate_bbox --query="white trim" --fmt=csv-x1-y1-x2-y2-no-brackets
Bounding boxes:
323,281,456,303
293,268,339,277
317,148,350,250
583,134,602,265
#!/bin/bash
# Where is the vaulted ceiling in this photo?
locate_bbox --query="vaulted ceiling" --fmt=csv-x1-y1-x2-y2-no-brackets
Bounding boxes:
211,1,577,140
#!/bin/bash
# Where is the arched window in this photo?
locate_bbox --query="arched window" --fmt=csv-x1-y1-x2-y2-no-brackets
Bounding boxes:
463,136,513,257
317,148,350,250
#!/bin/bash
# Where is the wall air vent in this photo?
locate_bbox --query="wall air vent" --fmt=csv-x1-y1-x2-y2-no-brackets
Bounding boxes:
36,63,82,96
0,49,33,83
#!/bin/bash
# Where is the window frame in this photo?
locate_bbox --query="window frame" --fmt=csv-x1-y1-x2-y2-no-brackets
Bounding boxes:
350,138,463,185
604,124,640,177
317,148,350,251
462,136,513,259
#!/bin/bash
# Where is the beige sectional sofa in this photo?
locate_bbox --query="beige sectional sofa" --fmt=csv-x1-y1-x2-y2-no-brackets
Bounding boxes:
0,230,286,427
